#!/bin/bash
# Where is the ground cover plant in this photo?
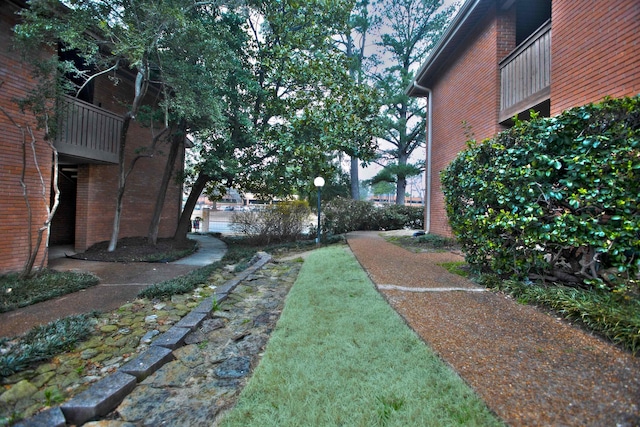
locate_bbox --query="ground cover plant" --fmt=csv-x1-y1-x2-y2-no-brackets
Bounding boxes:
0,271,99,313
0,313,98,376
386,233,460,253
482,274,640,355
219,246,503,427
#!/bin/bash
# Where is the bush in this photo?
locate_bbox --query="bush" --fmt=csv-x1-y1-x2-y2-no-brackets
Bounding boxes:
323,198,379,234
442,95,640,292
323,197,423,235
230,200,312,245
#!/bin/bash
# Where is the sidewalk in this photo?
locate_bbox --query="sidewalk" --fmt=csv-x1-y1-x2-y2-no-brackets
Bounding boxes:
346,231,640,427
0,234,227,338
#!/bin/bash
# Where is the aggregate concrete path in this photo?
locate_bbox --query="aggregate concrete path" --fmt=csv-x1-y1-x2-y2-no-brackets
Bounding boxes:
347,231,640,427
0,234,227,338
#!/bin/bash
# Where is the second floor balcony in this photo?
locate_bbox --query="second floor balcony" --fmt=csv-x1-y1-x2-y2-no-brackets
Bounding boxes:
499,20,551,123
55,95,122,164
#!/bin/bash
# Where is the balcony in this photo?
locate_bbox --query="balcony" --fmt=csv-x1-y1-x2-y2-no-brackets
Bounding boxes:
55,95,122,164
499,20,551,123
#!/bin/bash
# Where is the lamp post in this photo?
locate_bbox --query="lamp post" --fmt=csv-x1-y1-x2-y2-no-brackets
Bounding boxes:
314,176,325,244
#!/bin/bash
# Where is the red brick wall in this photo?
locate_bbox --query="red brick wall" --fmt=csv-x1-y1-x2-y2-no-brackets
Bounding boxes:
75,76,183,250
0,2,52,273
550,0,640,114
427,3,512,237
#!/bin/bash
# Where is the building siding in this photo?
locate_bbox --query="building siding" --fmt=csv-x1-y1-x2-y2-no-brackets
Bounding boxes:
550,0,640,114
0,1,51,272
428,2,510,236
420,0,639,237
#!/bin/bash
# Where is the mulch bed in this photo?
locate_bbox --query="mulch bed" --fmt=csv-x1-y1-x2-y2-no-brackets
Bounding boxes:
69,237,196,263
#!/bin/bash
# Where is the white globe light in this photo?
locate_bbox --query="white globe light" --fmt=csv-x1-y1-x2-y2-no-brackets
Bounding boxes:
314,176,325,187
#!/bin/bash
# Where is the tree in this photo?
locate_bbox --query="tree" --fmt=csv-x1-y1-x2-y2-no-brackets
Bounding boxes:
16,0,241,250
371,179,395,203
337,0,381,200
148,8,249,244
369,0,455,204
231,0,379,200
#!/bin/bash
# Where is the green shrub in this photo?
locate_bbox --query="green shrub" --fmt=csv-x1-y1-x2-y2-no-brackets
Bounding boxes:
323,197,423,235
442,95,640,293
231,200,312,245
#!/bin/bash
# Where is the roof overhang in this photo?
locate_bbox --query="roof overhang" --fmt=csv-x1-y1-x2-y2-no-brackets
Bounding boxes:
407,0,493,96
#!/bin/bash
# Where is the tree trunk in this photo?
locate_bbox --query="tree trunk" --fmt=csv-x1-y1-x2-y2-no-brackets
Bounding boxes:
108,116,132,252
396,179,406,205
108,63,148,252
174,172,210,242
148,124,183,245
350,155,360,200
396,153,408,206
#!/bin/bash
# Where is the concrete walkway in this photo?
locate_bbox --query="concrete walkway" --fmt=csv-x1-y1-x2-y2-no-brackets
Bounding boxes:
0,234,227,338
172,233,226,266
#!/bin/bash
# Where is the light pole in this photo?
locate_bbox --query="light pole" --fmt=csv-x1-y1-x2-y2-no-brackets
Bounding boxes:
314,176,325,244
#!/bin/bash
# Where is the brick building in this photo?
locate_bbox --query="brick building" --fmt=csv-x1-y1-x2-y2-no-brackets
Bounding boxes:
408,0,640,236
0,0,184,274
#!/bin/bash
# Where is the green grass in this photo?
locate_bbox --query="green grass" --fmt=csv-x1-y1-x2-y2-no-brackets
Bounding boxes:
0,270,99,313
438,261,470,278
219,246,503,427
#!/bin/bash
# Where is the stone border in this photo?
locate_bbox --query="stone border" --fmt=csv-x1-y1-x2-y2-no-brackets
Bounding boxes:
15,252,273,427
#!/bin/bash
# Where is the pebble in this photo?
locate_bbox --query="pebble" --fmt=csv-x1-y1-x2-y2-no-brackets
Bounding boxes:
0,259,301,426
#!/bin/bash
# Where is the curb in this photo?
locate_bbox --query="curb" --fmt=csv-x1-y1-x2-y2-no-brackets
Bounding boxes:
15,252,273,427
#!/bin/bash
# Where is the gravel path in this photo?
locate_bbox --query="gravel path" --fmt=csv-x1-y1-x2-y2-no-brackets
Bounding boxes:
347,231,640,427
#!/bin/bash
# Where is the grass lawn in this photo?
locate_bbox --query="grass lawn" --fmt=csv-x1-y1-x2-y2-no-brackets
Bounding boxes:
219,246,503,427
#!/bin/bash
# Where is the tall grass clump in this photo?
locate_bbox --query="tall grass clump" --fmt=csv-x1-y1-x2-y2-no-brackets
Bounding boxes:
219,246,503,427
484,277,640,355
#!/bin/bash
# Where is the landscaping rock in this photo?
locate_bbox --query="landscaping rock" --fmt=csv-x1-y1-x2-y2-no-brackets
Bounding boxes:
1,259,301,426
0,380,38,404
